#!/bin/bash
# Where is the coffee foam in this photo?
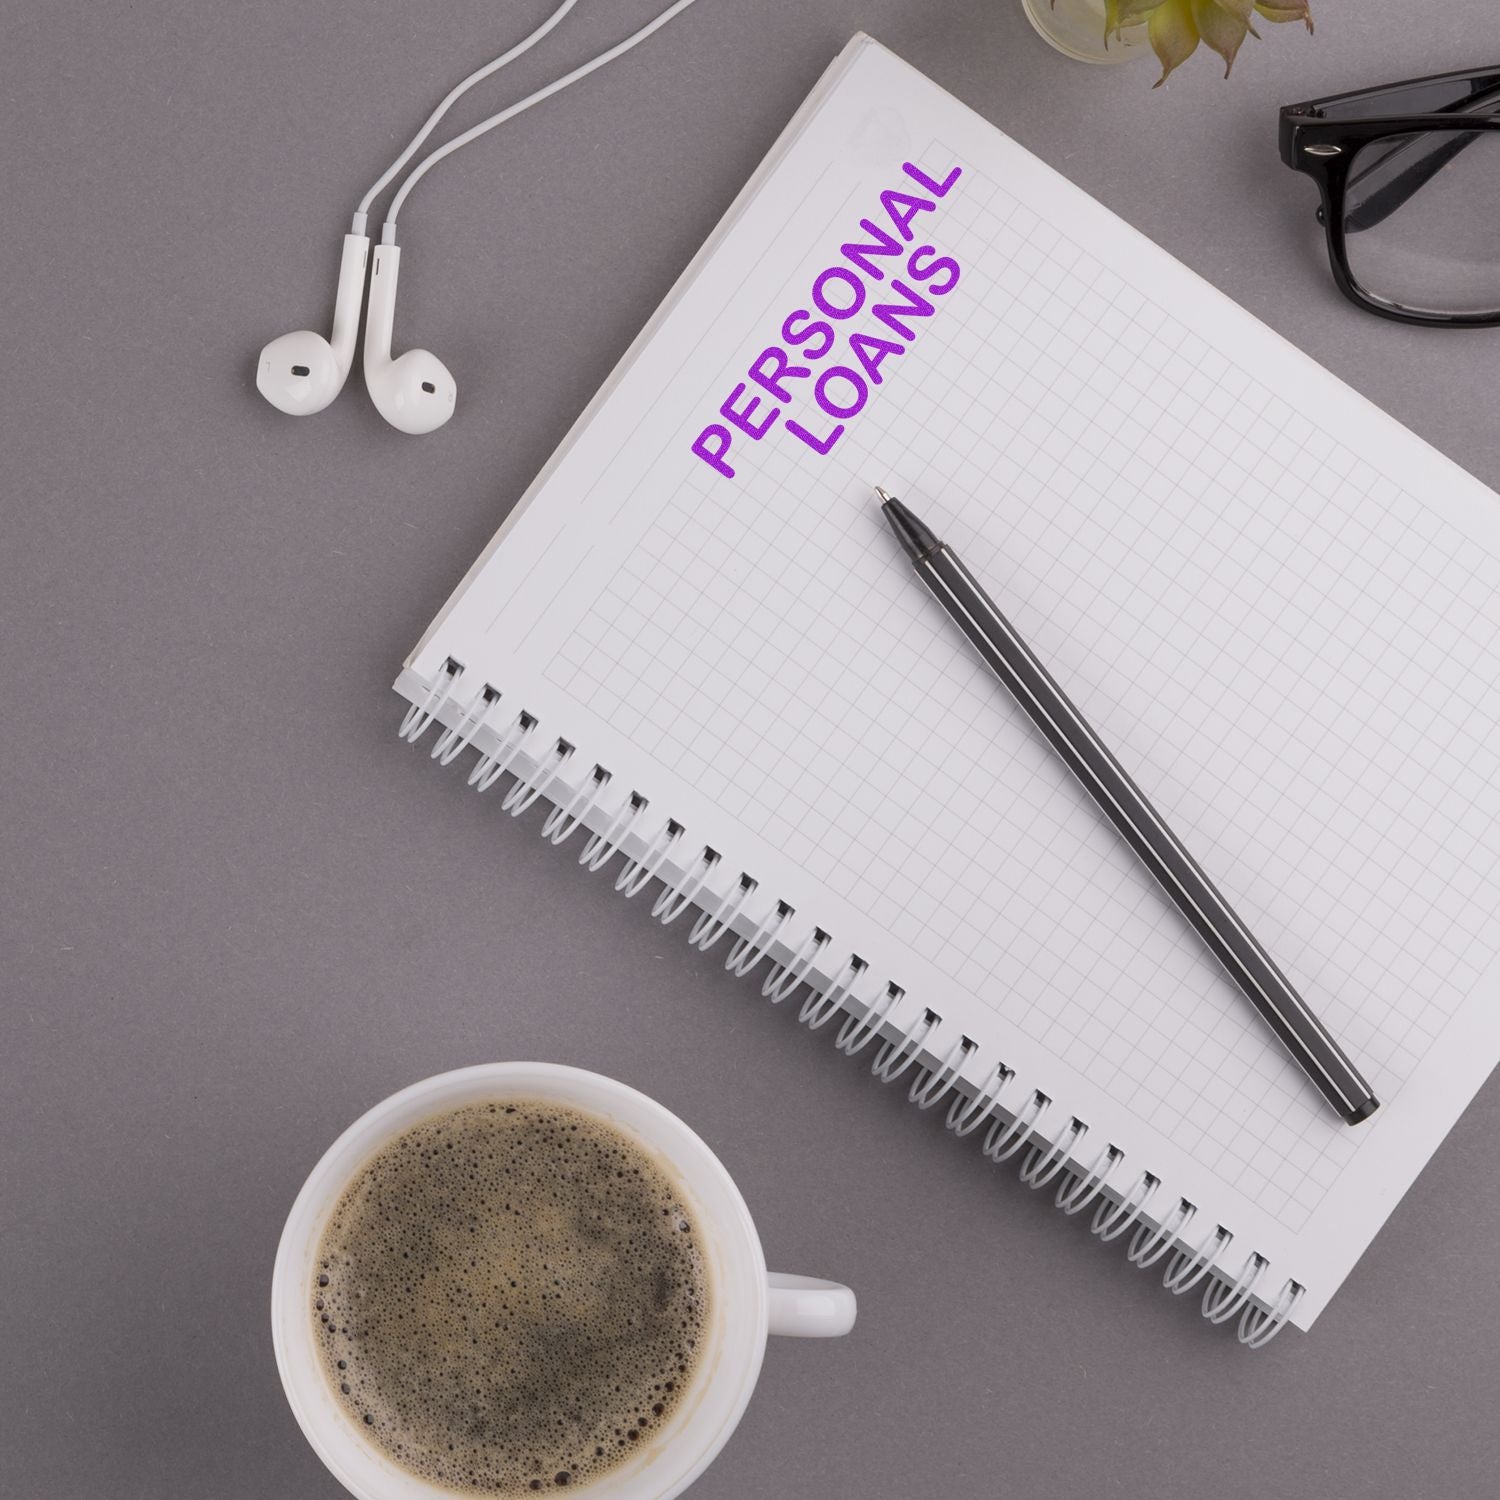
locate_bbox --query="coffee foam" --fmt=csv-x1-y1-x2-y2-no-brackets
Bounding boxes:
313,1099,709,1496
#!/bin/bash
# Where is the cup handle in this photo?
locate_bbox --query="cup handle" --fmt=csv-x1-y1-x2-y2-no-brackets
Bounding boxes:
766,1272,857,1338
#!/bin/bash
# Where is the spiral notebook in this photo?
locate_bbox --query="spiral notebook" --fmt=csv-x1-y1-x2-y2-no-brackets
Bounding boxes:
394,35,1500,1343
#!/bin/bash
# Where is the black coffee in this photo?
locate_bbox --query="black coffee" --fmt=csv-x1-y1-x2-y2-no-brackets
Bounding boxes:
312,1099,709,1495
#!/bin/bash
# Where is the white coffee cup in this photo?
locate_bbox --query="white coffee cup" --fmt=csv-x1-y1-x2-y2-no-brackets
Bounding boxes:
272,1063,856,1500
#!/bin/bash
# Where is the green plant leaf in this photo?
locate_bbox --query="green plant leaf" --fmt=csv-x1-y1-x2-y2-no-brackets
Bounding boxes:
1192,0,1252,76
1148,0,1201,86
1117,0,1166,24
1254,0,1314,29
1215,0,1256,18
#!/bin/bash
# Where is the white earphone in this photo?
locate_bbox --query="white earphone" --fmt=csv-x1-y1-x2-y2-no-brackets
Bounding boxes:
255,0,704,435
362,242,456,436
257,232,369,416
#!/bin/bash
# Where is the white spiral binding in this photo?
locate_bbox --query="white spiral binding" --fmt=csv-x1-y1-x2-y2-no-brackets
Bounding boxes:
431,683,499,765
1019,1116,1086,1190
1163,1224,1230,1295
1238,1276,1302,1348
688,876,752,953
470,713,534,793
616,819,679,898
652,847,718,925
871,1006,936,1083
1056,1143,1121,1216
984,1089,1049,1164
1092,1170,1157,1242
579,794,643,872
798,955,865,1031
504,739,570,817
910,1035,974,1110
944,1061,1011,1136
834,981,903,1059
726,901,788,977
398,673,1306,1347
763,928,827,1004
1128,1199,1195,1270
399,658,458,742
542,766,609,845
1203,1251,1265,1325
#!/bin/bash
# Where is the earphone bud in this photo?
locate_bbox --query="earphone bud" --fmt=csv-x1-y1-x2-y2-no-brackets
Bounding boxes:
363,242,457,436
256,233,369,415
252,0,703,435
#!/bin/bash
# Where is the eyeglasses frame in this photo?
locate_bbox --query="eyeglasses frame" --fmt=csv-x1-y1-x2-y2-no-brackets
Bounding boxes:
1280,66,1500,328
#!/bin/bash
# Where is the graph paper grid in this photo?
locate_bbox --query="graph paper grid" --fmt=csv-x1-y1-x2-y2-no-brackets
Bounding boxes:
539,147,1500,1236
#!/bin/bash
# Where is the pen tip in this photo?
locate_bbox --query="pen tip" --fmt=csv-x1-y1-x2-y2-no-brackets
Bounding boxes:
879,491,941,562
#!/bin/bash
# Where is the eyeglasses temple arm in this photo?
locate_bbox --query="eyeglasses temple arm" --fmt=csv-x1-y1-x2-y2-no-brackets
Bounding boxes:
1337,78,1500,233
1342,130,1480,233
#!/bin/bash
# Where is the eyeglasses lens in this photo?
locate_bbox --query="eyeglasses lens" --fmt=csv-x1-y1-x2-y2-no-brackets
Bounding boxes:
1343,130,1500,317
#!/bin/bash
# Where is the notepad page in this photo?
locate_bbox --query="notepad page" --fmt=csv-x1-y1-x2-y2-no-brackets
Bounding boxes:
403,37,1500,1329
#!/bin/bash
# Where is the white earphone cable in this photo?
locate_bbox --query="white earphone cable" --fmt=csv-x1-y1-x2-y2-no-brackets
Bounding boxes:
352,0,580,233
379,0,705,240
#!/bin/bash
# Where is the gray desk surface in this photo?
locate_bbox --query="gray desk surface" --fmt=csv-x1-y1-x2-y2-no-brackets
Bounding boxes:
5,1,1500,1496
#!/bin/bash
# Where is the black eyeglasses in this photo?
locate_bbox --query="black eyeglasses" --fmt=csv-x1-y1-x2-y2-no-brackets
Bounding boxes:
1280,66,1500,327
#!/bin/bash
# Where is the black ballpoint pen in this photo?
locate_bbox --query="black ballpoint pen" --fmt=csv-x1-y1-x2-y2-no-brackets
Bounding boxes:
878,486,1379,1127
